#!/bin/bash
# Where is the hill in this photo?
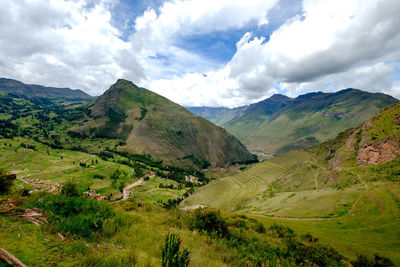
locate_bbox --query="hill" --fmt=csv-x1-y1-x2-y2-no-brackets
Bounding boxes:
75,79,256,168
186,105,248,125
181,102,400,263
0,78,92,99
191,89,398,155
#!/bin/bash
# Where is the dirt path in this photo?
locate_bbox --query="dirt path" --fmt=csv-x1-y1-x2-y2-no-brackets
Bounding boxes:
251,214,335,221
181,205,207,211
122,178,145,200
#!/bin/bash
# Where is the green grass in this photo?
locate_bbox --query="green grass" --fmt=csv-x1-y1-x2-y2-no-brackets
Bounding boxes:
253,187,400,265
181,150,312,212
129,176,192,203
182,148,400,265
0,137,136,200
366,103,400,142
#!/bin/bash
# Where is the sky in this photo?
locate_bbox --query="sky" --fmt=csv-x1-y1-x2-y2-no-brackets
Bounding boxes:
1,0,400,107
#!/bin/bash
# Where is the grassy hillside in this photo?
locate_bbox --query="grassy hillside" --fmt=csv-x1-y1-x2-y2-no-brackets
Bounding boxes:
182,103,400,264
76,79,256,168
220,89,398,154
0,78,92,99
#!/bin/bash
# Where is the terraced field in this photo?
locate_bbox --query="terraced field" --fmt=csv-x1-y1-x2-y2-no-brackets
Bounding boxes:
181,150,313,212
0,137,134,199
181,148,400,265
255,186,400,265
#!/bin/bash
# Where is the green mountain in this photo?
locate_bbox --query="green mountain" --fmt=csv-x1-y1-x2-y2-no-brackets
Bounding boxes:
186,105,248,125
0,78,92,99
183,101,400,211
75,79,256,168
221,89,398,154
181,103,400,264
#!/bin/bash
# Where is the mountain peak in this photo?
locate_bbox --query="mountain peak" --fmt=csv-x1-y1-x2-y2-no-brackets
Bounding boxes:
113,79,139,89
269,94,292,101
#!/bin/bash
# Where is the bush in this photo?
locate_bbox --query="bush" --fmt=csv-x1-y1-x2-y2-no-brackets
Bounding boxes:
93,174,105,179
301,232,318,243
161,233,190,267
269,223,296,239
0,169,17,193
284,239,345,267
186,208,229,238
351,254,394,267
61,181,80,197
26,193,124,239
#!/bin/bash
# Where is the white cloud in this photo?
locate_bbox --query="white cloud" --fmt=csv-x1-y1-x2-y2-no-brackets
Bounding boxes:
148,0,400,106
0,0,144,96
0,0,399,106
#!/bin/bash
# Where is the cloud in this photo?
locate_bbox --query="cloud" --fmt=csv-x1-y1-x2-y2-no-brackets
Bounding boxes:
148,0,400,106
224,0,400,100
0,0,144,96
0,0,399,106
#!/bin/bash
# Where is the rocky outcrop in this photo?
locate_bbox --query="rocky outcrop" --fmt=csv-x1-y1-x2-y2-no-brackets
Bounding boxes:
357,139,400,165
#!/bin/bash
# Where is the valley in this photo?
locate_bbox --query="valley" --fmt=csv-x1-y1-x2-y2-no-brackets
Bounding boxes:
0,79,399,266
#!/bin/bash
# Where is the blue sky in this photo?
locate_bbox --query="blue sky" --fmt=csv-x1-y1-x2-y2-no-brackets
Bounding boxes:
1,0,399,107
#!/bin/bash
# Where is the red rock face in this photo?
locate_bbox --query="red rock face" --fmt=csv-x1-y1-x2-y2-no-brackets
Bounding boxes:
357,139,400,165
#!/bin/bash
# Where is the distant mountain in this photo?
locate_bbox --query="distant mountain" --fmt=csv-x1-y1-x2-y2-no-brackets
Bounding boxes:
182,101,400,215
0,78,92,99
186,106,248,125
219,89,398,154
74,79,256,168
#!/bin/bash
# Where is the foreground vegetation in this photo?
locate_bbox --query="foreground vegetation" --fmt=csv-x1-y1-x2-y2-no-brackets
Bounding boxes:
2,182,393,266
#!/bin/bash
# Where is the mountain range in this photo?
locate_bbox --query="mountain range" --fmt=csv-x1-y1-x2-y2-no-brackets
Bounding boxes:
187,89,398,154
0,78,92,99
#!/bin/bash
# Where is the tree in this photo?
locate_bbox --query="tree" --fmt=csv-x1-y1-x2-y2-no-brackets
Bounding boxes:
161,233,190,267
0,169,17,193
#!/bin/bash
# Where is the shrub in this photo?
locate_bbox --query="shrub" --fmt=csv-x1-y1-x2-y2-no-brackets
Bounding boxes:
254,222,266,233
0,169,17,193
161,233,190,267
269,223,296,239
26,193,122,239
93,174,105,179
351,254,394,267
301,232,318,243
61,181,80,197
186,208,229,238
285,239,345,267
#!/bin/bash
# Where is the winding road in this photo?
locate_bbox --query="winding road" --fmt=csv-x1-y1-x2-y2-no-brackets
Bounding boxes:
122,178,145,200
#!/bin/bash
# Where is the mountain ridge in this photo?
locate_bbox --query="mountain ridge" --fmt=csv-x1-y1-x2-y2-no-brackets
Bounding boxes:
0,78,92,99
188,88,398,154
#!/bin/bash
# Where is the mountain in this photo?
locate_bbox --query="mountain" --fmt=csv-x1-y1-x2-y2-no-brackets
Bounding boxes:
186,105,248,125
182,101,400,219
0,78,92,99
222,89,398,154
75,79,256,168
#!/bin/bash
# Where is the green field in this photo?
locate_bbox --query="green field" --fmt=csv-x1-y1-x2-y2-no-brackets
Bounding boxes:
181,150,400,265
